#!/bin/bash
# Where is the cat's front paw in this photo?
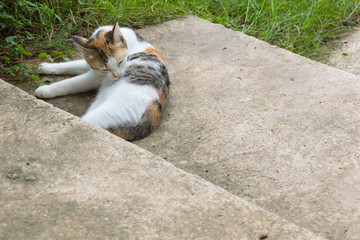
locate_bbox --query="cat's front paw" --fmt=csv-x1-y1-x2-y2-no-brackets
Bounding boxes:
38,62,59,75
35,85,57,99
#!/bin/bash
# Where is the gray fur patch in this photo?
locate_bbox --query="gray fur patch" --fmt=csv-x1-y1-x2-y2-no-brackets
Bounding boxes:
124,53,170,90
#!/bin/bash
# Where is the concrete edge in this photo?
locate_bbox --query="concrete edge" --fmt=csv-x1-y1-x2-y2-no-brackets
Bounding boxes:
1,74,325,238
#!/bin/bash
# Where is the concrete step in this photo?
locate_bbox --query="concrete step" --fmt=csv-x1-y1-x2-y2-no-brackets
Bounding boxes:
2,15,359,239
0,80,322,239
134,16,360,239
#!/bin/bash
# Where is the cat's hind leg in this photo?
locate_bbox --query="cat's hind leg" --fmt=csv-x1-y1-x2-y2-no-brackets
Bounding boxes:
35,70,103,98
85,86,112,113
39,60,90,75
82,83,158,129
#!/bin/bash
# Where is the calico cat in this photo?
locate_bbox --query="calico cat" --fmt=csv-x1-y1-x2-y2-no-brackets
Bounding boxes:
35,23,170,141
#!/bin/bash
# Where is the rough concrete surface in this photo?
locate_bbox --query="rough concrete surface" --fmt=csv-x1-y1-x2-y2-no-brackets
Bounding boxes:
328,27,360,76
133,17,360,239
0,81,322,239
2,16,360,239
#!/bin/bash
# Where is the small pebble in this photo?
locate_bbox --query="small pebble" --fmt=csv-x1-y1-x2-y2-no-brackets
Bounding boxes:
25,175,36,181
258,231,268,239
7,172,19,179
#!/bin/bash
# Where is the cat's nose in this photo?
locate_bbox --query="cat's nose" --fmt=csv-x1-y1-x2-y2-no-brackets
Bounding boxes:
112,73,122,79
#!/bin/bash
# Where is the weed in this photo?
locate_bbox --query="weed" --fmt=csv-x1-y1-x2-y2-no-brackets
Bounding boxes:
0,0,359,82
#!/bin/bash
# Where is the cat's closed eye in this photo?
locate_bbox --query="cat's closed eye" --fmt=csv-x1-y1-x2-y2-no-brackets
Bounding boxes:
118,60,123,66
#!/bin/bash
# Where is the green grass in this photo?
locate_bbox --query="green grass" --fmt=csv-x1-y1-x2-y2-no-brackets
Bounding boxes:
1,0,359,81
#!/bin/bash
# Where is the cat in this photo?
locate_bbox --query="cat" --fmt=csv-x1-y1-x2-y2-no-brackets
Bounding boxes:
35,22,170,141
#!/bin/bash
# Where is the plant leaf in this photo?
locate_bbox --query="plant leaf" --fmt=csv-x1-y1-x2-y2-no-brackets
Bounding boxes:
29,74,40,82
38,52,48,58
44,77,52,82
5,36,17,45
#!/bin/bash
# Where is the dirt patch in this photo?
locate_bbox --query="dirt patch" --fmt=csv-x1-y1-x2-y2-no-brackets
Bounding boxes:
7,50,95,117
327,27,360,76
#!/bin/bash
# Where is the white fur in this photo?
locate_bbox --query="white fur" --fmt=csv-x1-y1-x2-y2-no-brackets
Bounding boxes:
106,56,123,80
35,70,104,98
39,60,90,75
35,26,158,130
119,28,152,54
82,82,158,128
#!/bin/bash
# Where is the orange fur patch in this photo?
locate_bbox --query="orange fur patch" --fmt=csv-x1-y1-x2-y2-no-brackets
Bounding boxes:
83,54,103,73
91,30,112,55
163,80,169,96
83,29,127,73
109,100,162,141
157,89,166,109
147,100,161,128
110,129,136,141
90,30,126,57
144,47,167,68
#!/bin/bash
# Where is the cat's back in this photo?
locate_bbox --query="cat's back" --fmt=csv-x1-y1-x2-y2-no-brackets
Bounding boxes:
110,51,169,141
124,52,169,93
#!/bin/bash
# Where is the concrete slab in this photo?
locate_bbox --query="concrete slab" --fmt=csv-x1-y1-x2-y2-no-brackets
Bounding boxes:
5,16,360,239
131,17,360,239
0,81,322,239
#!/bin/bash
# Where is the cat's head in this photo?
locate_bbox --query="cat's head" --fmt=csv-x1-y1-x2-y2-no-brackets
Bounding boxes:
72,22,127,80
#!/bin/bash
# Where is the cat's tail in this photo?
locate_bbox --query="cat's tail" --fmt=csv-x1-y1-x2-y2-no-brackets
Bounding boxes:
110,100,162,141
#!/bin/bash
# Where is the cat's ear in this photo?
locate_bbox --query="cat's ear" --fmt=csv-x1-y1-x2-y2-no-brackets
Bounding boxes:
111,22,125,46
72,36,90,50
